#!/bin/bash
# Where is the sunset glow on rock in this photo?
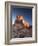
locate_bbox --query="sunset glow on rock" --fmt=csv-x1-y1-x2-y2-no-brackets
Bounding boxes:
16,16,30,29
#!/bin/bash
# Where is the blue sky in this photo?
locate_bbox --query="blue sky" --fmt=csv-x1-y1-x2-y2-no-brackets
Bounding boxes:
11,6,32,25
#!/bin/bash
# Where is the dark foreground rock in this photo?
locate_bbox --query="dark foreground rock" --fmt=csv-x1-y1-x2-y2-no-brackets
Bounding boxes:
11,25,32,38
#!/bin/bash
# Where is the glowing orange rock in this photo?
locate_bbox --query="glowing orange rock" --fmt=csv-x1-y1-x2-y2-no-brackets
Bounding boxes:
16,16,30,29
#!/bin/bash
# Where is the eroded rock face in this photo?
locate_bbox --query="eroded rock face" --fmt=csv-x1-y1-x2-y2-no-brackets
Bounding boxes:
11,25,32,38
11,16,32,38
15,16,30,29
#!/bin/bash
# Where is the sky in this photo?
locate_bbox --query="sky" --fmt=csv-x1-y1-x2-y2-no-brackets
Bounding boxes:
11,6,32,25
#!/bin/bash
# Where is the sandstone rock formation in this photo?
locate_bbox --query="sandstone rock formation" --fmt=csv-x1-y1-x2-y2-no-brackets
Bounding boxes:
11,16,32,38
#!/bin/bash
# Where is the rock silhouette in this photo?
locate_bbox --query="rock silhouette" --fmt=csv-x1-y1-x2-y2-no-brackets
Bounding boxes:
11,16,32,38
